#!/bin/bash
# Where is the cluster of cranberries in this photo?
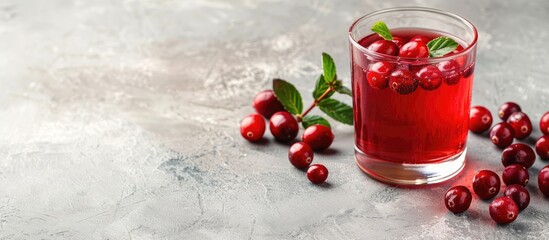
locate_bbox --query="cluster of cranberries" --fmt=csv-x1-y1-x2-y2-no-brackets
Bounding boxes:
364,35,470,95
240,90,334,184
444,102,549,224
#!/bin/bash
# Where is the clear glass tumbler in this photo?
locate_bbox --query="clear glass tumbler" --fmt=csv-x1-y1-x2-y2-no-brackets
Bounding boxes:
349,7,478,185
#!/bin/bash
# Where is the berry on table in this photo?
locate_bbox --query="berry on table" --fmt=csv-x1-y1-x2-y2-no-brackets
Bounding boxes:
502,164,529,186
498,102,521,121
253,90,286,119
501,143,536,168
288,142,314,169
307,164,329,184
240,114,266,142
398,41,429,59
416,65,443,91
469,106,493,133
444,186,472,214
367,40,398,56
367,61,394,89
541,111,549,135
302,124,334,152
504,184,530,211
472,170,501,200
436,60,461,85
269,111,298,142
506,112,532,139
538,165,549,197
535,136,549,160
489,196,519,224
389,69,418,95
489,122,515,148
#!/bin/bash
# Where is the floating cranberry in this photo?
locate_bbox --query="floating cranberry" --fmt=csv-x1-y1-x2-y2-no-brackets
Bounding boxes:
498,102,521,121
469,106,493,133
489,196,519,224
307,164,329,184
539,165,549,197
462,63,475,78
240,114,266,142
409,35,431,44
506,112,532,139
367,61,393,89
502,143,536,168
535,136,549,160
288,142,314,169
302,124,334,152
389,69,418,95
416,65,443,91
444,45,465,57
398,41,429,59
504,185,530,211
444,186,472,214
472,170,501,200
489,122,515,148
392,36,407,49
541,111,549,135
269,111,298,142
502,164,529,186
437,60,461,85
367,40,398,56
253,90,286,119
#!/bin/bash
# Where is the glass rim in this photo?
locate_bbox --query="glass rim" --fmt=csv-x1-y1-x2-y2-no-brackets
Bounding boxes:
348,7,478,64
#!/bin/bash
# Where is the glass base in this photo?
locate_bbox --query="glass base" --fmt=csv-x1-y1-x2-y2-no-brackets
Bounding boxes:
355,147,466,185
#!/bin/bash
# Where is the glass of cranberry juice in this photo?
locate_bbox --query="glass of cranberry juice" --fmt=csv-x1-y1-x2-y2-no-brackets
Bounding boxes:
349,8,478,185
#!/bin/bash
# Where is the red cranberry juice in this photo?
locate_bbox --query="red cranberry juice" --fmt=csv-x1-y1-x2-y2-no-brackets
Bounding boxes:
353,29,474,164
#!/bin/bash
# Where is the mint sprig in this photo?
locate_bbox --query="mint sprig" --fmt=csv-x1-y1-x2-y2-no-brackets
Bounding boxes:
427,36,458,57
272,79,303,115
302,115,331,129
322,53,337,83
318,99,353,125
371,21,393,41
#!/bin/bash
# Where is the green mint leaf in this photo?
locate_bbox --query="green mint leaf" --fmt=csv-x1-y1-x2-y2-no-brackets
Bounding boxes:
312,75,334,99
272,79,303,115
302,115,331,129
317,98,353,125
335,85,352,97
322,53,337,83
370,21,393,40
427,36,458,57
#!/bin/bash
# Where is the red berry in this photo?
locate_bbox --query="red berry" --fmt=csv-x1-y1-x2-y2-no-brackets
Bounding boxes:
472,170,501,200
469,106,493,133
444,45,465,57
269,111,298,142
416,65,443,91
392,36,407,49
367,61,393,89
504,185,530,211
501,143,536,168
489,196,519,224
302,125,334,152
389,69,418,95
506,112,532,139
462,63,475,78
490,122,515,148
307,164,328,184
288,142,314,169
409,35,431,43
540,111,549,135
498,102,521,121
253,90,285,119
539,165,549,197
502,164,529,186
535,136,549,160
398,41,429,59
444,186,472,214
437,60,461,85
367,40,398,56
240,114,266,142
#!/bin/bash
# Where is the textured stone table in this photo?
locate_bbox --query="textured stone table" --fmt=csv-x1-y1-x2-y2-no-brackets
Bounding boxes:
1,0,548,239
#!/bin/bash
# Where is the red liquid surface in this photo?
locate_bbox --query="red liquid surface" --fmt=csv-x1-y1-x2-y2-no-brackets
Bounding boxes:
352,29,474,164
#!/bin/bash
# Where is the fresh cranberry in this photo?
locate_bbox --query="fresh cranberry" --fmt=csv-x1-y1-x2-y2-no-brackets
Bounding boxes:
392,36,407,49
502,143,536,168
535,136,549,160
489,122,515,148
416,65,443,91
444,45,465,57
389,69,418,95
506,112,532,139
367,61,393,89
502,164,529,186
253,90,286,119
307,164,329,184
539,165,549,197
409,35,431,44
302,124,334,151
469,106,493,133
269,111,298,142
498,102,521,121
462,63,475,78
288,142,314,169
504,185,530,211
444,186,472,214
437,60,461,85
398,41,429,59
240,114,266,142
367,40,398,56
472,170,501,200
489,196,519,224
540,111,549,135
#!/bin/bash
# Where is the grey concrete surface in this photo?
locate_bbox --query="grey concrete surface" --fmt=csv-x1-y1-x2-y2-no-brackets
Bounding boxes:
1,0,548,239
